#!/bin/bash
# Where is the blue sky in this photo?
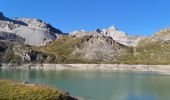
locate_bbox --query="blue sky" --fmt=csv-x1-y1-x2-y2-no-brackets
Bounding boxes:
0,0,170,36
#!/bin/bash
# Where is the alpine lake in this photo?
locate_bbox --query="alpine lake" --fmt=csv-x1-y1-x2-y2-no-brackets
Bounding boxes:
0,68,170,100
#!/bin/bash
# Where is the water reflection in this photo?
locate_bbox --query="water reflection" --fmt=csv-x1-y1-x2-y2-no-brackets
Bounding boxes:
0,69,170,100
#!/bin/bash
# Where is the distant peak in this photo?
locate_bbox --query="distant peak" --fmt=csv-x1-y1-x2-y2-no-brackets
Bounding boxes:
0,12,4,20
109,25,117,30
0,12,3,15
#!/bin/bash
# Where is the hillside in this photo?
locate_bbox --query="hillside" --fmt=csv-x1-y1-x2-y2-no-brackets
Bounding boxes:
116,28,170,64
0,80,77,100
32,34,130,64
0,40,55,64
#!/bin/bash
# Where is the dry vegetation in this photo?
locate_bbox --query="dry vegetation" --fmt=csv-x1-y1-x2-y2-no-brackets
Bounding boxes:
0,80,75,100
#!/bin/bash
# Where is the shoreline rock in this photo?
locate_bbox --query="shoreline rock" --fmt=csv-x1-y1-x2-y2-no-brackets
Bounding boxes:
1,64,170,75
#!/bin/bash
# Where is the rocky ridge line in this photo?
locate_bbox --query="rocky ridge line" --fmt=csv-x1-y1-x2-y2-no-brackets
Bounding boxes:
0,12,63,46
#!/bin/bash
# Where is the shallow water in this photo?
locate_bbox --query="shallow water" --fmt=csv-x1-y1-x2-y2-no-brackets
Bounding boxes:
0,69,170,100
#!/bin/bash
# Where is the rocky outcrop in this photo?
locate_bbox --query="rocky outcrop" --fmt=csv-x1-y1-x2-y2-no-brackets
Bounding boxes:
73,34,126,61
96,25,128,41
70,26,138,47
0,40,55,64
70,30,88,37
96,26,138,47
154,28,170,42
69,26,139,61
0,12,63,46
0,31,25,43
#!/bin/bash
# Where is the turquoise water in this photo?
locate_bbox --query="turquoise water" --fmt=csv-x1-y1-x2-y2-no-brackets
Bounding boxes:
0,69,170,100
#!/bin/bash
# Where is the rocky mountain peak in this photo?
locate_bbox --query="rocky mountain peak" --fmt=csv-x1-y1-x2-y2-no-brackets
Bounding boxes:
70,25,138,47
0,12,4,20
14,17,63,34
109,25,117,30
155,28,170,36
152,27,170,42
0,12,63,46
96,25,128,41
14,18,47,29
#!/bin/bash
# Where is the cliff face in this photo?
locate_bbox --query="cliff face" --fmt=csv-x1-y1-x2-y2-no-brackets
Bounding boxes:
153,28,170,43
96,26,128,41
73,34,126,61
0,31,25,43
70,26,138,47
0,12,63,46
0,40,55,64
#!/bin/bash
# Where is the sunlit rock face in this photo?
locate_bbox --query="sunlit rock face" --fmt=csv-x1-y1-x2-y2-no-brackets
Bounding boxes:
70,26,128,41
73,33,126,61
0,12,63,46
154,28,170,42
96,26,138,47
96,25,128,41
70,25,138,47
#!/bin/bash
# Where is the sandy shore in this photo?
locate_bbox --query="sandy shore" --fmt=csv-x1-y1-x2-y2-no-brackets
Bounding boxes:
1,64,170,74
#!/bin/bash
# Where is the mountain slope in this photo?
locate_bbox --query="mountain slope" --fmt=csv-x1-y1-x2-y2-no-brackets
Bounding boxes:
32,34,129,63
0,40,55,64
116,28,170,64
0,12,63,46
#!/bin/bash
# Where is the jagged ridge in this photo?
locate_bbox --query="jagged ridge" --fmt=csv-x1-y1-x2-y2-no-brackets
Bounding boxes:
0,12,63,46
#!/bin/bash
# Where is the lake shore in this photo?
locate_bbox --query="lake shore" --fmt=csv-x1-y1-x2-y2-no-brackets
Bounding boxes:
1,64,170,74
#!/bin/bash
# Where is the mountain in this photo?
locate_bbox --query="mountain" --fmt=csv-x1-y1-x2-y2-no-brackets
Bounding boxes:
70,26,138,47
31,27,170,64
115,28,170,65
0,12,63,46
69,28,128,61
1,12,170,64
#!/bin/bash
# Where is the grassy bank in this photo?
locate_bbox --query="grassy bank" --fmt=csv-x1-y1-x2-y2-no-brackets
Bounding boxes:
32,36,170,65
33,36,99,64
0,80,76,100
117,42,170,65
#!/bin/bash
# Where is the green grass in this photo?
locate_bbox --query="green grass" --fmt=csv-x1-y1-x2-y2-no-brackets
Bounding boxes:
33,36,78,63
117,42,170,65
32,36,170,64
0,80,71,100
33,36,102,64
